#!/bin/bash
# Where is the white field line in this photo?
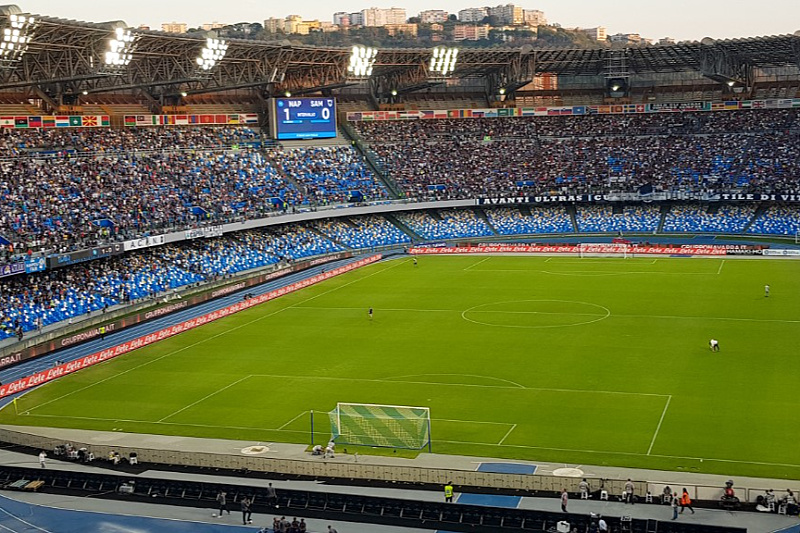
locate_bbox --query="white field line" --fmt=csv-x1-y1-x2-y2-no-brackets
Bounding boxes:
243,373,670,397
435,418,514,426
26,259,405,414
498,424,517,445
717,259,726,275
647,395,672,455
158,376,252,423
277,410,309,430
27,408,800,470
464,257,491,271
288,306,800,325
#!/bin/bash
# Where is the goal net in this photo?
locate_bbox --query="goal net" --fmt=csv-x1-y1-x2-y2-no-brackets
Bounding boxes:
329,403,432,451
577,243,630,258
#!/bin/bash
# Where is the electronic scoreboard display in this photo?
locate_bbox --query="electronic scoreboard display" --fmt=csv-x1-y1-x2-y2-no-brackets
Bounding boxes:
271,97,337,140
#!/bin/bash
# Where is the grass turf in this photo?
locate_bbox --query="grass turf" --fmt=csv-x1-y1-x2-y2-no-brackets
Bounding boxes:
2,255,800,479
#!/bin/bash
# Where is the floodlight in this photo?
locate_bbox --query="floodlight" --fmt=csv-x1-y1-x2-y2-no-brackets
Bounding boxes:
196,38,227,71
81,90,88,95
726,80,735,87
284,91,291,97
498,88,506,95
429,46,458,76
180,91,188,97
391,89,398,96
347,45,377,78
0,12,36,63
101,27,137,73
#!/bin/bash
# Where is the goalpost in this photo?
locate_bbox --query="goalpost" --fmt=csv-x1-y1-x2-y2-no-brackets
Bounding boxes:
328,402,432,452
577,242,631,259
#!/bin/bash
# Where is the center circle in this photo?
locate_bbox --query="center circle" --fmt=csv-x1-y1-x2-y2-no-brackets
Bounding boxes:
461,299,611,329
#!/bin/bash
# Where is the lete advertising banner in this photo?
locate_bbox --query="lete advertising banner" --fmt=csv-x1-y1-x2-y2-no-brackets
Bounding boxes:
410,244,728,256
0,254,379,397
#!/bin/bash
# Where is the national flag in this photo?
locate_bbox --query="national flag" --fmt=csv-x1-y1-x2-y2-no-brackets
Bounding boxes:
189,115,200,124
447,109,460,118
42,116,56,128
711,102,725,111
14,117,29,128
124,115,137,126
69,116,82,127
636,104,646,113
81,115,98,127
586,106,599,115
28,116,42,128
724,101,739,110
176,115,189,125
739,101,752,109
242,114,258,124
0,116,13,127
215,114,227,124
598,106,611,114
612,105,623,114
421,110,434,119
433,111,447,119
751,100,766,109
521,108,535,116
200,114,215,124
101,116,110,126
572,106,586,115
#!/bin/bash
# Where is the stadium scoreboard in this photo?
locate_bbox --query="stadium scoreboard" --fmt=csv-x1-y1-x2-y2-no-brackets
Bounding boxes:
271,97,337,140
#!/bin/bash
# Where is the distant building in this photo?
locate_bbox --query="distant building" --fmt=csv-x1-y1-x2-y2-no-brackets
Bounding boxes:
333,12,350,26
458,7,488,22
202,22,225,31
349,12,364,25
453,23,490,41
523,9,546,26
419,10,449,24
659,37,676,45
385,23,418,36
608,32,641,45
161,22,187,34
361,7,407,27
264,17,284,33
284,15,322,35
137,24,151,31
581,26,607,42
488,4,524,25
430,23,444,32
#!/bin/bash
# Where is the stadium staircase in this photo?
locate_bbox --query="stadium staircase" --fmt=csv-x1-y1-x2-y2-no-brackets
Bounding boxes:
657,205,669,233
308,223,352,250
384,214,423,242
566,205,579,233
263,149,308,196
338,123,404,199
742,203,769,234
475,207,500,235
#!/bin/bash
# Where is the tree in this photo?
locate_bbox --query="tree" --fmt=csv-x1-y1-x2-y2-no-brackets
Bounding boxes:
407,16,420,24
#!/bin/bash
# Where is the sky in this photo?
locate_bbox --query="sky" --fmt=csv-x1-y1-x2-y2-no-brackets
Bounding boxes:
15,0,800,41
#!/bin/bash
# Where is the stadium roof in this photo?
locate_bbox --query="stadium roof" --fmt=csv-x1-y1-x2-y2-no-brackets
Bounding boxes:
0,6,798,96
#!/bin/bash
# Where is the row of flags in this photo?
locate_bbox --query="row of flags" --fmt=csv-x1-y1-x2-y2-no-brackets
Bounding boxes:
0,113,259,129
347,98,800,122
123,114,258,127
0,115,110,129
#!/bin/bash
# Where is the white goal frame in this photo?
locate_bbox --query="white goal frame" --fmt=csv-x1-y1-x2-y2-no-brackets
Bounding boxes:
329,402,432,452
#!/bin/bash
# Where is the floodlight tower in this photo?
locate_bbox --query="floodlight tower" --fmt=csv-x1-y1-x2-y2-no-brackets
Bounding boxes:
0,6,37,67
195,37,228,77
347,45,377,79
98,25,137,75
428,46,459,78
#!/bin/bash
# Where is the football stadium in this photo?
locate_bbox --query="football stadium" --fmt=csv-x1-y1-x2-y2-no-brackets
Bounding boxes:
0,2,798,532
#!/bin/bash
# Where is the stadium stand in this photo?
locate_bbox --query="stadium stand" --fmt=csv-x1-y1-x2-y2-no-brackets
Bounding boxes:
576,205,661,233
747,205,800,236
0,225,343,340
396,209,494,240
662,204,757,233
269,146,389,204
484,206,574,235
312,215,411,249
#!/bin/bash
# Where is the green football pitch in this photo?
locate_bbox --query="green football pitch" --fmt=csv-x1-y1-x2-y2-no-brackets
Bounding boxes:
3,255,800,479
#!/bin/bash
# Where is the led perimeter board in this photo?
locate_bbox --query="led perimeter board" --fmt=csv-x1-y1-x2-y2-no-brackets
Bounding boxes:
271,97,337,140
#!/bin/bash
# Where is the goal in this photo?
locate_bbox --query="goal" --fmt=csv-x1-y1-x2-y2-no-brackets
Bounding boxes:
328,402,432,451
577,242,631,259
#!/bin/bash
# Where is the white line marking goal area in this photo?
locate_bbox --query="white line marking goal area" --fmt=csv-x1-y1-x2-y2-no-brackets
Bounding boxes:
22,372,670,457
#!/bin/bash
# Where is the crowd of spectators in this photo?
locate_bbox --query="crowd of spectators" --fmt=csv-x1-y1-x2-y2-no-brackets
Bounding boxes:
0,224,342,340
312,215,410,249
662,204,757,233
397,209,493,240
355,109,800,201
748,206,800,236
485,206,573,235
577,205,660,233
269,146,388,204
0,126,261,155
